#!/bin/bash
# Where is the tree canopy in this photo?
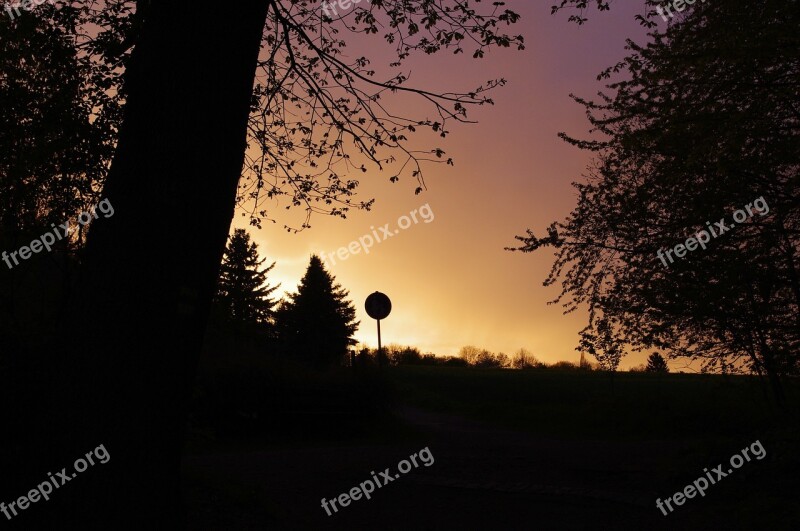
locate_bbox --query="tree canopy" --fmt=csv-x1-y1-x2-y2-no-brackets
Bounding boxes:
3,1,524,233
511,0,800,396
0,6,118,243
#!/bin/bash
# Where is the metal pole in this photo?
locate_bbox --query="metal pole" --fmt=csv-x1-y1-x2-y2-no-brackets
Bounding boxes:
377,318,383,367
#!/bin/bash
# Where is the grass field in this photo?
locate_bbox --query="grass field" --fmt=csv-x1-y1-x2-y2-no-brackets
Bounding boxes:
387,366,797,440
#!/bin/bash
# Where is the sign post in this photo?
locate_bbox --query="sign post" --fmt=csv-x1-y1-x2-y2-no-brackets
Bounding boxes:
365,291,391,368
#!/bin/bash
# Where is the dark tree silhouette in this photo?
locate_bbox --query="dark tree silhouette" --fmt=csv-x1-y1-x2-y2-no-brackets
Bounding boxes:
645,353,669,374
458,346,509,368
510,0,799,401
276,255,358,367
579,316,623,372
512,348,540,369
0,6,118,237
385,345,423,366
213,229,279,332
0,10,118,353
3,1,523,525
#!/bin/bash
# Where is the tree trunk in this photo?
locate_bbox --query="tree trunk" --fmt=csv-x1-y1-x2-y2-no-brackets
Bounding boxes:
763,359,786,408
756,335,786,408
37,0,271,526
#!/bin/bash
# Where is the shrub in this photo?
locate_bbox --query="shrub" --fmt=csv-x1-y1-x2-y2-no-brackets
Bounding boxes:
547,361,581,371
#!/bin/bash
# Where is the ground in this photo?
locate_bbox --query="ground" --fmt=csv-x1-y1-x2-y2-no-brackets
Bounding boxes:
183,367,800,530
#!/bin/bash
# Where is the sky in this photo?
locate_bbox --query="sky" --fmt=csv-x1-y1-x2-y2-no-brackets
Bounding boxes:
232,2,657,368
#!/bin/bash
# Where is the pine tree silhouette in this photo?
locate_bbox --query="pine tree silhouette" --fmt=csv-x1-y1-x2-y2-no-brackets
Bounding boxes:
213,229,280,333
276,255,358,367
645,352,669,374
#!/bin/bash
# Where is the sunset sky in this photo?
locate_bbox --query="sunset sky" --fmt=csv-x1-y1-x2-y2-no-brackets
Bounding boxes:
233,2,656,368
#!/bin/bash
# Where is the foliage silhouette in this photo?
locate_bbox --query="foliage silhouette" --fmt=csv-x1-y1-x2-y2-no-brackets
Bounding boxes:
511,0,799,399
0,5,118,240
212,229,279,334
276,255,358,367
0,10,118,355
645,352,669,374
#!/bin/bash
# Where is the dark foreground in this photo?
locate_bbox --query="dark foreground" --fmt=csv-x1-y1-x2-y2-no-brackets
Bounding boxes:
183,368,800,530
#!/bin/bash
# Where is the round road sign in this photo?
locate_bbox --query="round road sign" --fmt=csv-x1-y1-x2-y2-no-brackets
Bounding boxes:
365,291,391,320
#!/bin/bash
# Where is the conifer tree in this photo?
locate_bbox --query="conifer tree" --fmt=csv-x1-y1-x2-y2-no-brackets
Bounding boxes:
276,255,358,366
214,229,279,331
645,353,669,374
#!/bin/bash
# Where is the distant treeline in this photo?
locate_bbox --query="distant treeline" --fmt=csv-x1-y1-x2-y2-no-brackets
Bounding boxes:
351,345,672,373
352,345,593,370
